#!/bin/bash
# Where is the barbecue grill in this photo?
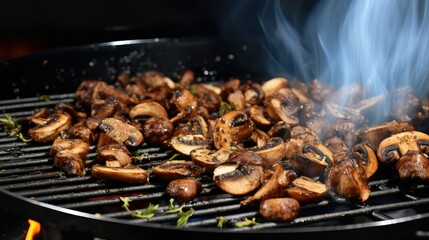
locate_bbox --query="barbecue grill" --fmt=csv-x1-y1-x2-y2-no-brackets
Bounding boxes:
0,38,428,240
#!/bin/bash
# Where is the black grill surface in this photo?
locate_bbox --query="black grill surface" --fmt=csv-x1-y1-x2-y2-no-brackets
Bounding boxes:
0,93,429,240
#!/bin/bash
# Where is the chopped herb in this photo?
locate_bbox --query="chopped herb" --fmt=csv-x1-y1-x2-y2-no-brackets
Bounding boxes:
166,198,194,226
0,169,6,173
229,146,238,150
190,84,197,95
217,216,226,228
169,153,180,160
133,152,149,161
235,217,259,228
218,101,236,116
0,114,32,142
119,196,159,219
59,174,67,180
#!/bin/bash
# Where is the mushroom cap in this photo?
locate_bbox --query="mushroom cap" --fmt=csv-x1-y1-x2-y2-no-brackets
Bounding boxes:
91,164,149,184
28,114,72,143
98,118,144,147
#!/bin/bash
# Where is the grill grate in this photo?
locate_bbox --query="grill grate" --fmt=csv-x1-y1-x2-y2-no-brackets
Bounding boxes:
0,94,429,238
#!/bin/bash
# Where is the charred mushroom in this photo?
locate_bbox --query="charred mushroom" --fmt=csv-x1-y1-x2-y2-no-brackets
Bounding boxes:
129,101,169,120
98,118,144,147
169,134,211,155
29,113,72,143
352,143,378,179
266,94,301,126
143,116,174,145
190,148,233,172
213,110,255,149
152,160,204,182
377,131,429,164
91,164,149,184
248,137,287,164
213,152,267,196
361,120,415,151
261,77,288,99
395,150,429,181
290,143,334,177
50,136,89,176
241,164,296,207
285,176,327,203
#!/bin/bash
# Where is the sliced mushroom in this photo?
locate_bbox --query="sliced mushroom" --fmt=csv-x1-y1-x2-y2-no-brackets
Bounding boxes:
266,95,300,126
227,89,245,110
190,148,233,172
250,129,270,148
50,136,89,176
267,121,291,140
259,197,300,222
54,102,87,119
325,155,370,202
248,137,287,164
362,120,415,151
290,143,334,177
129,101,168,120
168,87,197,115
241,164,296,207
377,131,429,164
326,121,358,148
213,152,266,196
213,110,255,149
97,144,132,167
29,113,72,143
261,77,288,99
166,178,203,202
169,134,211,155
352,143,378,179
67,120,96,144
152,160,204,182
249,105,272,127
91,164,149,184
98,118,144,147
285,176,327,203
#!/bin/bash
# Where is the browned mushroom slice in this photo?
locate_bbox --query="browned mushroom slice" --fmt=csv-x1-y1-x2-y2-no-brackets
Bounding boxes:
325,155,370,202
267,121,291,140
98,118,144,147
189,115,209,138
91,164,149,184
213,110,255,149
241,164,296,207
290,125,320,144
352,143,378,179
249,105,272,128
97,144,132,167
152,160,204,182
50,136,89,176
54,151,87,176
166,178,203,202
29,113,72,143
129,101,168,120
285,176,327,203
266,95,300,126
377,131,429,164
261,77,288,99
290,144,334,177
249,137,287,165
259,197,300,222
190,148,233,172
168,87,197,115
361,120,415,151
213,163,264,196
395,150,429,181
250,129,270,148
169,134,211,155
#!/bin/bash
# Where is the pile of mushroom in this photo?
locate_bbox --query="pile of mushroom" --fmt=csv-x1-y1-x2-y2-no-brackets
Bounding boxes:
24,69,429,223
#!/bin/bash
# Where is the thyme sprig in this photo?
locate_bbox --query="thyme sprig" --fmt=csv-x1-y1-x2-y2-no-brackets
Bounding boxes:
0,114,32,142
235,217,259,228
166,198,194,226
119,196,159,219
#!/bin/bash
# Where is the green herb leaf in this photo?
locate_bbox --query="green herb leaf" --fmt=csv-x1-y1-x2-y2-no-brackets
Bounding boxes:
169,153,180,160
217,216,226,228
119,196,159,219
177,208,194,226
0,114,32,142
218,101,236,116
235,217,259,228
190,84,197,95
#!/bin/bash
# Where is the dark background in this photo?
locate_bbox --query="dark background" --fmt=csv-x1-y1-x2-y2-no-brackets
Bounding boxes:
0,0,317,60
